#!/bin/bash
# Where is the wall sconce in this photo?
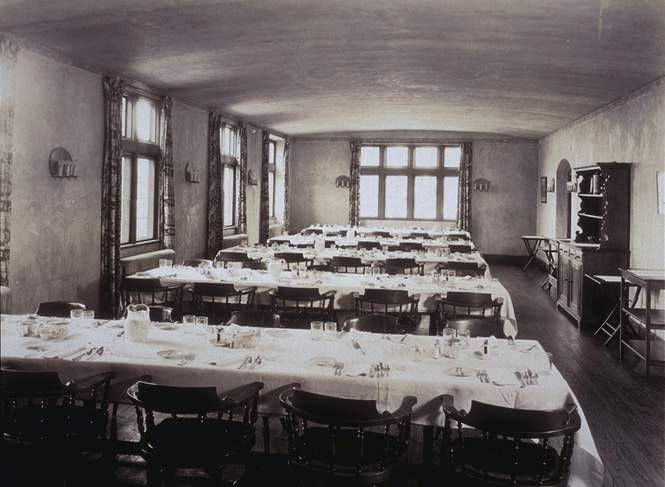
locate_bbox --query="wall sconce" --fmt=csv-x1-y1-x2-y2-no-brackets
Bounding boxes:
472,177,490,192
547,178,555,192
185,163,201,183
566,181,578,193
247,169,258,186
49,147,77,178
335,175,351,189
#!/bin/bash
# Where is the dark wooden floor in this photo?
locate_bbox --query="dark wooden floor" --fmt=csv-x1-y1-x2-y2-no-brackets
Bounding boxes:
494,264,664,487
2,264,663,486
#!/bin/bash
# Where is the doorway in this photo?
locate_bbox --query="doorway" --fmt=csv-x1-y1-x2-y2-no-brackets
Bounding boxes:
556,159,572,238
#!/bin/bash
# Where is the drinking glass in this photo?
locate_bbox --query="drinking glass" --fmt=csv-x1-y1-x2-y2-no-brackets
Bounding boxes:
457,328,470,349
196,316,209,326
310,321,323,340
324,321,337,338
442,328,457,341
183,315,196,326
70,309,84,320
81,309,95,328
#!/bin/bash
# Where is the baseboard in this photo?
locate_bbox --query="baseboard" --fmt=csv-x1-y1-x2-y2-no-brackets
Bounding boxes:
483,254,549,272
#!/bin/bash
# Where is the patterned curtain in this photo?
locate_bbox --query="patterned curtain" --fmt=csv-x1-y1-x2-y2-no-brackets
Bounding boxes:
100,76,125,318
0,35,19,289
259,131,270,243
349,140,361,226
283,138,290,232
457,142,472,232
207,111,224,258
159,96,175,249
238,123,248,234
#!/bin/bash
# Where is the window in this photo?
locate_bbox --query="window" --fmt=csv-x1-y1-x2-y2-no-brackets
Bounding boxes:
220,123,240,228
268,140,277,219
358,144,461,221
120,94,160,245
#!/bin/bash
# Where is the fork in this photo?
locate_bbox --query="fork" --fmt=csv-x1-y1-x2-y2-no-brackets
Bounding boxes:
238,356,253,369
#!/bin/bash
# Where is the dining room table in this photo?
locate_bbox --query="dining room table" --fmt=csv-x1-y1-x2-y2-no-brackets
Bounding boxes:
130,265,512,317
268,234,476,250
0,313,603,487
302,224,471,240
235,244,489,276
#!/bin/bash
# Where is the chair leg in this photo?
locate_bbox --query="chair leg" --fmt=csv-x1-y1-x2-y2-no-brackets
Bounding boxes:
263,415,271,455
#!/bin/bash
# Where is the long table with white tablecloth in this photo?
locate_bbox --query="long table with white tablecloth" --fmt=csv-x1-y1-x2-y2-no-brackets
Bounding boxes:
0,314,602,486
131,266,513,317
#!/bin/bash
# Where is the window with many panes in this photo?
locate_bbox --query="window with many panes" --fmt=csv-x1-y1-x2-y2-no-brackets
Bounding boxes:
220,123,241,230
359,144,461,221
120,93,160,245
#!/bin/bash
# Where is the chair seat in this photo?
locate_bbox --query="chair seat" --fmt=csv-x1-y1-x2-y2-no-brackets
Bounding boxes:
7,405,107,443
144,418,255,464
294,427,403,473
454,437,561,484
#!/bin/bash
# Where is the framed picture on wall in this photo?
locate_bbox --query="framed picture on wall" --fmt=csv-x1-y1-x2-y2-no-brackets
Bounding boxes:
658,171,665,215
540,177,548,203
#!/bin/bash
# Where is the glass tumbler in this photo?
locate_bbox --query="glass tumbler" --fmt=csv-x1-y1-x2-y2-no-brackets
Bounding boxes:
310,321,323,340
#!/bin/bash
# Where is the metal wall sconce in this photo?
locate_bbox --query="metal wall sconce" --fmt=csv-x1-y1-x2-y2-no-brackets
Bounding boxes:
472,177,490,192
247,169,258,186
566,181,578,193
185,163,201,183
335,175,351,189
49,147,77,178
547,178,555,192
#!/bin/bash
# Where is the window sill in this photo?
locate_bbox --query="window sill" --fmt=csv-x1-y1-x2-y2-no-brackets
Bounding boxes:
120,239,162,259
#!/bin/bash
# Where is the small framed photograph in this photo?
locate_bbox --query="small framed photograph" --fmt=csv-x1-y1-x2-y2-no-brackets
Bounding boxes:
658,171,665,215
540,177,548,203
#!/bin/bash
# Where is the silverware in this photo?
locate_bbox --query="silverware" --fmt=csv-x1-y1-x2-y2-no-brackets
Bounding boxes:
352,339,367,355
515,371,526,386
72,347,95,362
86,346,105,361
238,356,252,369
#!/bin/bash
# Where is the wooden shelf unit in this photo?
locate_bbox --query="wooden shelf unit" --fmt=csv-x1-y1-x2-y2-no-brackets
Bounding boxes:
557,162,632,327
619,268,665,377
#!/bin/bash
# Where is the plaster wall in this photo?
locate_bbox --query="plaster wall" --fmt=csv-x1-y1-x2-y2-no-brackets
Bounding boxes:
536,78,665,269
289,137,537,256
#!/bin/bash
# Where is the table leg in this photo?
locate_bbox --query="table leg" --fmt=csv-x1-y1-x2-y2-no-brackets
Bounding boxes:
521,239,542,272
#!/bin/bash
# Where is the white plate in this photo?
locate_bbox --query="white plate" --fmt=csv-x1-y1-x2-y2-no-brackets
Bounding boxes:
157,349,187,360
308,356,337,367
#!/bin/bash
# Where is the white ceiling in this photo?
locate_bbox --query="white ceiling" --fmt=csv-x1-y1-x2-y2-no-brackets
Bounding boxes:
2,0,664,138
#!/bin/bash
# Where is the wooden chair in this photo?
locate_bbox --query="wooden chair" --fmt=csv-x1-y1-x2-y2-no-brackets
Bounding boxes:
357,240,382,250
369,230,392,238
127,380,263,487
226,310,281,328
443,318,503,338
331,256,370,274
35,301,86,318
301,228,324,236
213,251,252,268
325,230,347,237
436,261,486,277
343,314,401,334
280,388,416,486
382,258,424,275
1,368,114,484
435,291,503,335
449,244,474,254
397,241,424,252
148,305,173,322
270,286,336,328
274,252,314,270
354,289,420,332
440,397,581,486
121,277,184,320
182,258,212,268
408,232,432,240
190,283,257,325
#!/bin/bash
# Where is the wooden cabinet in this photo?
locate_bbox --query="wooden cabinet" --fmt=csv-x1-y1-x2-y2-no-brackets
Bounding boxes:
557,162,632,327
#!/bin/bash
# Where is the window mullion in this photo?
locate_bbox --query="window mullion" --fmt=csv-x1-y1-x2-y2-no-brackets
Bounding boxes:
130,155,138,243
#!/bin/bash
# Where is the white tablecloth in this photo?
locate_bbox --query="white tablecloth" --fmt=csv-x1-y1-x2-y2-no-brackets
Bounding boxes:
0,314,602,487
302,224,471,240
269,235,475,250
133,267,513,317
